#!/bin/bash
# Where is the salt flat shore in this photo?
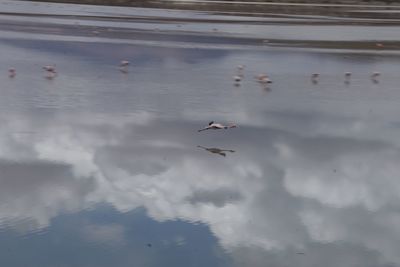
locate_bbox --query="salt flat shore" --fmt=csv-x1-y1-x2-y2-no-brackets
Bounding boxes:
28,0,400,19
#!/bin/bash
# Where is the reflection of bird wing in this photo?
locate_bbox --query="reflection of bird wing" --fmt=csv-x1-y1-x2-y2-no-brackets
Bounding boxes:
207,149,226,157
218,149,235,153
207,148,222,153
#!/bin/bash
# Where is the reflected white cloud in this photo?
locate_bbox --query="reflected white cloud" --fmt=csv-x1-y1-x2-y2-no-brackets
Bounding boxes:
0,106,400,267
0,160,94,228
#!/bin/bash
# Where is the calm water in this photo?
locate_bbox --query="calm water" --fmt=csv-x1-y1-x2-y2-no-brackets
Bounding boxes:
1,1,400,266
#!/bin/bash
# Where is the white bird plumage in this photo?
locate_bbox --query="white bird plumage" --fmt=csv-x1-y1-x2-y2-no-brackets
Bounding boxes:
255,74,272,84
198,121,237,132
119,60,130,73
120,60,130,67
233,75,242,82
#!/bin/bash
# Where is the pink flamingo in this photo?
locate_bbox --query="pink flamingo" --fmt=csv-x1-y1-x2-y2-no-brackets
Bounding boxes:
255,74,272,84
198,121,237,132
43,65,56,73
120,60,129,67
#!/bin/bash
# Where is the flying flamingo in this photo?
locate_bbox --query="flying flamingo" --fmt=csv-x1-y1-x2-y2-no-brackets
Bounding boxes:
198,121,237,132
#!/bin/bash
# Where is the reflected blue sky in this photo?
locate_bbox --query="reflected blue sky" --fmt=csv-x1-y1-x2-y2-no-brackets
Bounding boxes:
0,205,230,267
1,4,400,266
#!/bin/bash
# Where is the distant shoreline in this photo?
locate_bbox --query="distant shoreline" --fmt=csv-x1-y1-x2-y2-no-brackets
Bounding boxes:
26,0,400,18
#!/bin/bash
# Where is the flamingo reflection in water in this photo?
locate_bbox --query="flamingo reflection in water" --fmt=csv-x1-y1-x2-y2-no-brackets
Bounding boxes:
197,145,235,157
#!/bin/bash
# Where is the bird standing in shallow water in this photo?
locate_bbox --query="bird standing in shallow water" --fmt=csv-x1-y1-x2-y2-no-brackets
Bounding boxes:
311,73,319,84
119,60,130,73
344,72,352,84
198,121,237,132
371,72,380,83
8,68,16,78
43,65,56,73
120,60,129,67
233,75,242,82
259,76,272,84
43,65,57,79
255,74,272,84
237,65,245,76
233,65,245,85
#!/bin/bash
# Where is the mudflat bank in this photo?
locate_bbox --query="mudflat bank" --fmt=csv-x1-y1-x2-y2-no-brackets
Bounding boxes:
27,0,400,18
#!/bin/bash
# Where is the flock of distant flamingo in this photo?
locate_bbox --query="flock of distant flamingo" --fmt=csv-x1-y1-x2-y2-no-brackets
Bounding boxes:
6,60,130,79
233,64,381,86
6,60,382,136
8,65,58,79
6,61,382,85
233,64,273,85
310,71,381,84
200,64,382,133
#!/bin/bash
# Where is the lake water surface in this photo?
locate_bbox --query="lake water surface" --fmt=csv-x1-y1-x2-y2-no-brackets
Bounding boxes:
1,1,400,266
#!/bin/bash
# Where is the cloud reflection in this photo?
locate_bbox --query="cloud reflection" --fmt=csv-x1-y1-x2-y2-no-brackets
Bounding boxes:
0,106,399,266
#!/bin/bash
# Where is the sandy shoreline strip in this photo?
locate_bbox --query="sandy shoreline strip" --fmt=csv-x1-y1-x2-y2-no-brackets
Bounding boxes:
28,0,400,18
